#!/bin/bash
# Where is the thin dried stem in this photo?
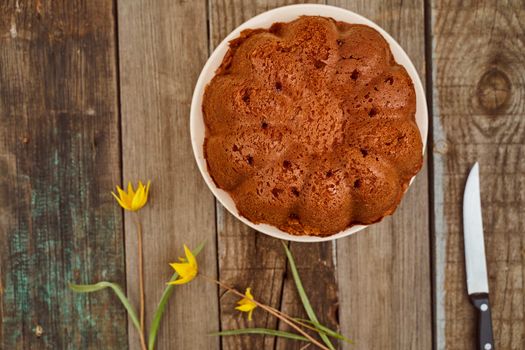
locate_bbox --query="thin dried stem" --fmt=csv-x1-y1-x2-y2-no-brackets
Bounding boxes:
139,330,147,350
134,212,147,350
300,343,312,350
249,299,323,335
199,274,329,350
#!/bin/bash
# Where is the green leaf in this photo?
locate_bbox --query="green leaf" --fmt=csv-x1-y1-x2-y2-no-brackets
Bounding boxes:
210,328,309,342
282,242,336,350
294,318,353,344
148,241,206,350
68,281,141,334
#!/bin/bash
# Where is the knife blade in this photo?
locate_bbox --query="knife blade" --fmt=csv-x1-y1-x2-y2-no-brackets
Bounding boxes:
463,162,495,350
463,162,489,295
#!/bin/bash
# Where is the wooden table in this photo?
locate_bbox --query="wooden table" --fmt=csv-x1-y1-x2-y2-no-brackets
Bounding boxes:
1,1,523,349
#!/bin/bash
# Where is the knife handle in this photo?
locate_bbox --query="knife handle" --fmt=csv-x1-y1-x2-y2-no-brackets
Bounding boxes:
470,293,495,350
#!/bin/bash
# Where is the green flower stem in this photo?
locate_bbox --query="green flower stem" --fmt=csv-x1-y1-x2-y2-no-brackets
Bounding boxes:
210,328,309,342
133,212,146,336
69,281,140,331
282,242,336,350
68,281,147,349
294,318,353,344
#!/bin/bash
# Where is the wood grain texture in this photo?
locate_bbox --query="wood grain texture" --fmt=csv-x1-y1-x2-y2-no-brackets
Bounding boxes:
328,1,432,349
0,0,127,349
217,213,287,350
276,242,339,350
431,1,525,349
116,0,219,349
209,1,339,350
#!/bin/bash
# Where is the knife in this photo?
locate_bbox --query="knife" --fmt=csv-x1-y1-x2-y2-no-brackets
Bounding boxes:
463,162,495,350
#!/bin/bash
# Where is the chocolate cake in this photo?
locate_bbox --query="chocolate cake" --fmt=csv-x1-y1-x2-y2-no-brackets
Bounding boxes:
203,16,423,236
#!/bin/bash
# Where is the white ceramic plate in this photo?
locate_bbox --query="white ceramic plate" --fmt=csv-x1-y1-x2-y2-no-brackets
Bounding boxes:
190,4,428,242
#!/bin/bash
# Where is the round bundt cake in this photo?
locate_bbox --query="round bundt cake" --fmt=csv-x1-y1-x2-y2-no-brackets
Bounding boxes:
203,16,423,236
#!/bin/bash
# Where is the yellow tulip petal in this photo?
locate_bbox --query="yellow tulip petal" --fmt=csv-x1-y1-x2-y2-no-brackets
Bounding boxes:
116,185,127,199
168,276,193,285
140,185,149,207
112,191,131,210
183,244,197,267
170,262,192,277
131,185,145,210
136,181,150,208
117,186,134,207
137,182,146,200
145,180,151,199
237,296,249,304
127,182,135,196
235,304,255,312
167,244,198,285
245,288,253,300
236,287,257,320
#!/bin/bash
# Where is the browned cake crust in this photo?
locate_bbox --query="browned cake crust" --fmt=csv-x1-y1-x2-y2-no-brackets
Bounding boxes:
203,16,423,236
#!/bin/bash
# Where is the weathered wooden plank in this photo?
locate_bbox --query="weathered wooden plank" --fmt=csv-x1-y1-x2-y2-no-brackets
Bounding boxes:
431,1,525,349
328,1,432,349
0,0,127,348
116,0,219,349
208,1,338,350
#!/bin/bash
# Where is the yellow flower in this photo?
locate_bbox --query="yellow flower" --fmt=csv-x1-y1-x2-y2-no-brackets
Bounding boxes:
169,245,198,285
111,181,151,211
236,288,257,321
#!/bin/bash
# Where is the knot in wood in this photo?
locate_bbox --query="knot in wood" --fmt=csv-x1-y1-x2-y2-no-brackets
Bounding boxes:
476,68,511,113
34,325,44,338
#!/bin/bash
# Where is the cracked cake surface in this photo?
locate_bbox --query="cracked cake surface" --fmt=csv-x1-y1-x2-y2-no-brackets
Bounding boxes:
202,16,423,236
